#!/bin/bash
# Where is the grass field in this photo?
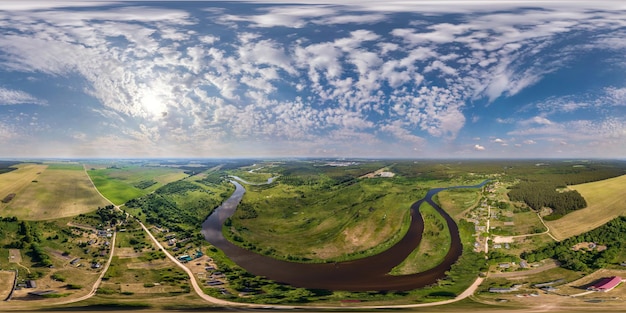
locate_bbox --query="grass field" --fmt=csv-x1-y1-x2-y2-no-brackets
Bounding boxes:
546,174,626,241
437,188,482,219
87,166,188,205
4,167,111,220
0,163,48,210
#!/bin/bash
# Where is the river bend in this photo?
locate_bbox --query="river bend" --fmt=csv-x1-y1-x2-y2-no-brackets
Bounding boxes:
201,180,488,291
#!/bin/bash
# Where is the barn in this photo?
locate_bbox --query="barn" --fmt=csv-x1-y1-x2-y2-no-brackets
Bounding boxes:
588,276,623,292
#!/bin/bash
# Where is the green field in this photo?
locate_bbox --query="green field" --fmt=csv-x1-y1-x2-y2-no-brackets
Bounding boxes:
547,174,626,241
4,167,111,220
87,166,189,205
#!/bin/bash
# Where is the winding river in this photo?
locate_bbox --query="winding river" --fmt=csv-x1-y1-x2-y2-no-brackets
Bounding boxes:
201,179,489,291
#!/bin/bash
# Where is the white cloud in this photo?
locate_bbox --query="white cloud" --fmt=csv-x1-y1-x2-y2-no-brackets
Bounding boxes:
2,2,626,158
380,120,424,144
0,87,46,105
474,144,485,151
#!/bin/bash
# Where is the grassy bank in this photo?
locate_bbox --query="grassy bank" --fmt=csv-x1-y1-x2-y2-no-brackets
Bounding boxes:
391,202,451,275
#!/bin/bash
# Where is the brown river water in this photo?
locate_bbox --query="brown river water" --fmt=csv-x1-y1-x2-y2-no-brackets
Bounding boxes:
201,180,488,291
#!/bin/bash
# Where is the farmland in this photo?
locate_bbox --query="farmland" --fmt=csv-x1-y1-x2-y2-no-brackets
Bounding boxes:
546,174,626,241
0,163,48,211
3,166,111,220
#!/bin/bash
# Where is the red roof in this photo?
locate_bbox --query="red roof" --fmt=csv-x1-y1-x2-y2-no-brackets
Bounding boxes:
591,276,622,290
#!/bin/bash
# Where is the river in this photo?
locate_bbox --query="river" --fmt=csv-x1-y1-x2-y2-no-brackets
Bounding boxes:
201,179,489,291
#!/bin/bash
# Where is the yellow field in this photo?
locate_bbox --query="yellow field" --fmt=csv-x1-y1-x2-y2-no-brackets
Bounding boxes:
547,174,626,241
3,167,111,220
0,163,48,210
0,270,16,300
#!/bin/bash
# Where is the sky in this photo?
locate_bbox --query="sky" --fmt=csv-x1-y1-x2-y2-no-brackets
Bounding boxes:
0,0,625,159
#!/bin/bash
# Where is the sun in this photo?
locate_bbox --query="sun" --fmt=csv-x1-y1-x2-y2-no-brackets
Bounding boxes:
140,93,168,119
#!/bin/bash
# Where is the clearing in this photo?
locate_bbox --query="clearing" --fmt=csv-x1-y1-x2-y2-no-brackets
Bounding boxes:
546,174,626,241
8,249,21,263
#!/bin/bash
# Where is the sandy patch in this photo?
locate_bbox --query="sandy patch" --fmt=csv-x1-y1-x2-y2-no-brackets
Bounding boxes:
492,236,515,244
119,283,182,294
116,247,143,259
9,249,21,263
126,260,170,269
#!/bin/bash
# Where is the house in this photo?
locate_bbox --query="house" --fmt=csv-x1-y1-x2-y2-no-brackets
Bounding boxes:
70,258,81,265
26,280,37,288
498,263,510,269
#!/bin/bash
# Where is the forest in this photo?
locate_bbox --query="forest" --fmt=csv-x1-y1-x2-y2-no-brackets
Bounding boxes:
507,182,587,219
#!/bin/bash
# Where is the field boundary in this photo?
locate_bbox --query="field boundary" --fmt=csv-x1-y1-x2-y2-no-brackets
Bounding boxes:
546,174,626,241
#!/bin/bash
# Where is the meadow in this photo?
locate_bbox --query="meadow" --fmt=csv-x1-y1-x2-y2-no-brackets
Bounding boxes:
87,166,189,205
226,175,419,262
546,174,626,241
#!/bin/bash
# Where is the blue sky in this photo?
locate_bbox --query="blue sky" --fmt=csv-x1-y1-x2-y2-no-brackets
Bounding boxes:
0,1,625,159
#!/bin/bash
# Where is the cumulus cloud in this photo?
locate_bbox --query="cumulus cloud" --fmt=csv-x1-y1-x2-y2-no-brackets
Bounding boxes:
1,2,625,157
474,144,485,151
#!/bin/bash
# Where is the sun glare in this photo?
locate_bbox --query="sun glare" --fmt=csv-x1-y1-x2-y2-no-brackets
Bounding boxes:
140,93,168,119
